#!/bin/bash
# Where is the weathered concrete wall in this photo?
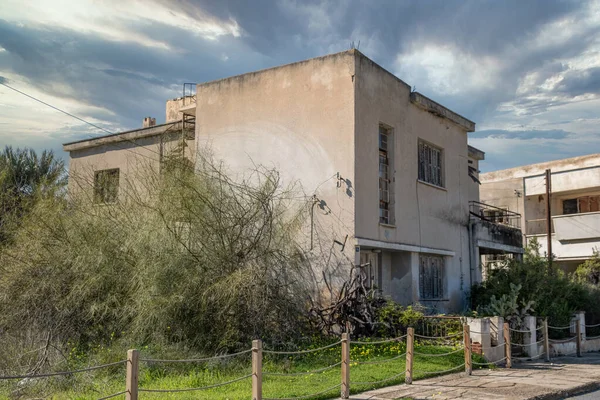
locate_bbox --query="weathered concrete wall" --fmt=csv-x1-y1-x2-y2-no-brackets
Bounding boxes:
480,177,525,231
524,166,600,196
353,53,472,312
481,153,600,182
66,125,194,200
166,97,195,123
194,51,357,278
474,220,523,249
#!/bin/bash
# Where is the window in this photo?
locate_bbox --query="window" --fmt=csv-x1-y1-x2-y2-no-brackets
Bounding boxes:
419,255,444,300
483,207,508,225
418,141,443,187
360,252,381,292
563,196,600,215
94,169,119,204
379,125,393,224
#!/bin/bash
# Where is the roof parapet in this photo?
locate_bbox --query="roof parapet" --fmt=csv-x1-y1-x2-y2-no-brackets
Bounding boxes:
410,92,475,132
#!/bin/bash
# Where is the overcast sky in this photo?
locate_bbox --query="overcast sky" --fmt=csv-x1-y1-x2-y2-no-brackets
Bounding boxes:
1,0,599,172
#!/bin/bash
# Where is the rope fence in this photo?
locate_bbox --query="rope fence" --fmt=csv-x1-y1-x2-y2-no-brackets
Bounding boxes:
138,374,252,393
0,360,127,381
3,317,597,399
97,390,127,400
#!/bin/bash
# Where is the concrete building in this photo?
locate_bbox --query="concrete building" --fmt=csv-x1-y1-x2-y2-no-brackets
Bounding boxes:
64,50,523,312
63,99,195,202
480,154,600,272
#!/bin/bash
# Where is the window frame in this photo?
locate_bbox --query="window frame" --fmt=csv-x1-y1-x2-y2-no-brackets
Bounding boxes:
419,254,445,300
379,125,394,225
562,195,600,215
94,168,120,204
418,140,445,188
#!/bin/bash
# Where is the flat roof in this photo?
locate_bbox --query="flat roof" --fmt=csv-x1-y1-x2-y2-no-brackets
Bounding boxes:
63,121,182,152
481,153,600,182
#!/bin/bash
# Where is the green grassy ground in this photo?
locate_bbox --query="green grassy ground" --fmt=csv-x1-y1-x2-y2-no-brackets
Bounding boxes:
0,341,489,399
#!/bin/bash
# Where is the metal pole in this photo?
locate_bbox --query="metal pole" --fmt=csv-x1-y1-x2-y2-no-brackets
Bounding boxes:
545,169,553,269
576,323,582,358
544,318,550,362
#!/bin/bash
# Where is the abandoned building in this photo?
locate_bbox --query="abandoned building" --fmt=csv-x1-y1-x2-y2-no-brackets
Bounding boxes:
63,50,524,312
480,154,600,273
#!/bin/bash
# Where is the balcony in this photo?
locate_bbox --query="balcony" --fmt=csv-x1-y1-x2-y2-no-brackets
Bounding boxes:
526,212,600,261
469,201,523,253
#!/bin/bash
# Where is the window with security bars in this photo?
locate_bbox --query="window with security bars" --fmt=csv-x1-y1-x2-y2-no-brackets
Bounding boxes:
94,168,119,204
419,255,444,300
379,126,392,224
418,141,443,187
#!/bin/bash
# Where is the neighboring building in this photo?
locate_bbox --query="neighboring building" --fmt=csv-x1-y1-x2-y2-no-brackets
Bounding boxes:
64,102,195,202
480,154,600,272
64,50,523,312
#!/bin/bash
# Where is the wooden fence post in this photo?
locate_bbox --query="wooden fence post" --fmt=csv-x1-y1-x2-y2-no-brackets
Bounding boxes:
464,324,472,375
504,323,511,368
341,332,350,399
405,327,414,384
126,349,139,400
544,318,550,362
252,339,262,400
576,323,582,357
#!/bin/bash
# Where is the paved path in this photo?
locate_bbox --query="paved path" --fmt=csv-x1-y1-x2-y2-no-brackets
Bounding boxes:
344,353,600,400
567,389,600,399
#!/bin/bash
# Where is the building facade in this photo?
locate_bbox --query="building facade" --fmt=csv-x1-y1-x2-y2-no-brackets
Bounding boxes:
480,154,600,272
64,50,523,312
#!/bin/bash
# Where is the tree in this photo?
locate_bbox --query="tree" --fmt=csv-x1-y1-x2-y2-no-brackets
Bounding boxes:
574,250,600,285
0,146,66,243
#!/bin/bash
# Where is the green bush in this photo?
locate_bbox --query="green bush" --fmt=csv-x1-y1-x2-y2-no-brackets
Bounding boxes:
471,238,596,327
0,154,319,376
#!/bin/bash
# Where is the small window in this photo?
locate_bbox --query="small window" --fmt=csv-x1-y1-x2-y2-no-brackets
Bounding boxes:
418,141,444,187
94,169,119,204
379,125,393,224
563,199,578,215
419,255,444,300
563,196,600,215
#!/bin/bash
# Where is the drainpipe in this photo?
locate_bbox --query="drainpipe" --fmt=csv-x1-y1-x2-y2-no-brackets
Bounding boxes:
467,220,475,306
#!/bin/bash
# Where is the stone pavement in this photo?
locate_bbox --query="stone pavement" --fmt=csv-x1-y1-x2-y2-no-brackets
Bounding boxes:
345,353,600,400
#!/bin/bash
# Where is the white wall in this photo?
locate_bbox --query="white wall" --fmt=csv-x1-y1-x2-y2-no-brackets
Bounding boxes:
353,54,472,311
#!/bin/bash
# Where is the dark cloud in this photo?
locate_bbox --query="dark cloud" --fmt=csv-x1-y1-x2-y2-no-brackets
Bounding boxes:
557,67,600,96
0,1,598,171
471,129,573,140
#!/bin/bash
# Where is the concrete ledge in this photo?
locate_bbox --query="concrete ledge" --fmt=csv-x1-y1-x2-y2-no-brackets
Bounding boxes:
410,92,476,132
63,121,186,152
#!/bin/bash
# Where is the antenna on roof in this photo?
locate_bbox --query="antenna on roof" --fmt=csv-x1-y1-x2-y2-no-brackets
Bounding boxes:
350,40,360,50
412,86,417,93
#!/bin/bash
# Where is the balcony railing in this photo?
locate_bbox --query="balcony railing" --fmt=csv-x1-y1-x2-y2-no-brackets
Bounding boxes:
469,201,521,230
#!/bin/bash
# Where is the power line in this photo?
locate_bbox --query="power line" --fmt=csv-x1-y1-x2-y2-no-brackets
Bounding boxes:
0,81,186,167
1,82,114,136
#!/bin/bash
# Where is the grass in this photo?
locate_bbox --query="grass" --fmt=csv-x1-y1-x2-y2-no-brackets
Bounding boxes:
0,340,489,400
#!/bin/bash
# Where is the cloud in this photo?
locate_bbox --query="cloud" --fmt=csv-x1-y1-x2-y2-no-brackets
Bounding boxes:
0,0,599,172
471,129,573,140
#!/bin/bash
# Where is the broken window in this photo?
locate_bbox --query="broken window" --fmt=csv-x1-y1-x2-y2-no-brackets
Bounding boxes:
94,169,119,204
379,125,393,224
419,255,444,300
562,196,600,215
418,141,444,187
